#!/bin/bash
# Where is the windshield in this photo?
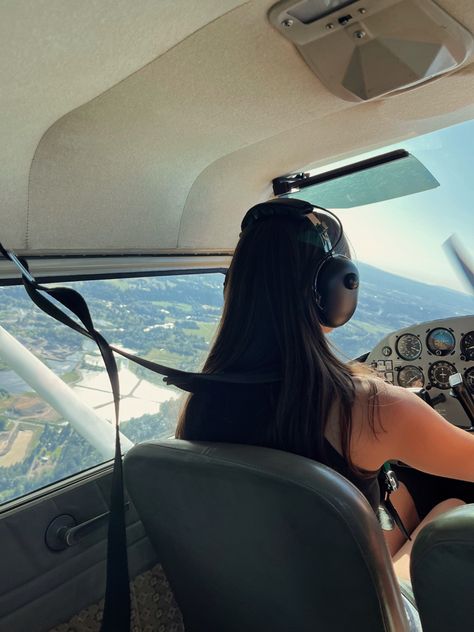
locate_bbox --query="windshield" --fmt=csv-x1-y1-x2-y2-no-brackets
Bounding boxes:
287,119,474,359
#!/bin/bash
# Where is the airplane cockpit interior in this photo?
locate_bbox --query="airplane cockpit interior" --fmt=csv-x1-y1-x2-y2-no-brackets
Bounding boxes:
0,1,473,631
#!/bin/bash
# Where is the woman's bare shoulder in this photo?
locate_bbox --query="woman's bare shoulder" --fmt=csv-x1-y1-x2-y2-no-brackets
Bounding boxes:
350,375,421,441
347,376,421,469
352,373,414,409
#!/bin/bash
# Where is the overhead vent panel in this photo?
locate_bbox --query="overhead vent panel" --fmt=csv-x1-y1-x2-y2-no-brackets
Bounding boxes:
269,0,474,101
287,0,358,22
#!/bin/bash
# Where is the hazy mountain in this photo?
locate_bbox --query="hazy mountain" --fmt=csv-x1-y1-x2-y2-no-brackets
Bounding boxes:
330,262,473,359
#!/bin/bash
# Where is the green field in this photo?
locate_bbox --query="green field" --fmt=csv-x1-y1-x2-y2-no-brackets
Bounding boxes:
153,300,193,313
181,322,217,342
143,347,189,367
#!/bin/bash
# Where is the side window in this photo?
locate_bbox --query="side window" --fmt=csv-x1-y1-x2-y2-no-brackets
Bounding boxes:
0,273,224,505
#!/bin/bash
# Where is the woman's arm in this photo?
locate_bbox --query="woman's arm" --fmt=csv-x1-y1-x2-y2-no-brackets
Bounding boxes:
356,382,474,482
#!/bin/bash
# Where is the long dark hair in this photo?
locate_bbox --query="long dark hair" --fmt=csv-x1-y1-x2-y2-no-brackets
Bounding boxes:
176,209,376,473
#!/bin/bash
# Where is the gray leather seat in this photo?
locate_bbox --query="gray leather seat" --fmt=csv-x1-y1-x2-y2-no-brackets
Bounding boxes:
411,503,474,632
124,440,415,632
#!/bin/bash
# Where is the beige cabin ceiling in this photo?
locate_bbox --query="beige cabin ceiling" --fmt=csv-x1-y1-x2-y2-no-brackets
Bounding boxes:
1,0,474,254
0,0,246,250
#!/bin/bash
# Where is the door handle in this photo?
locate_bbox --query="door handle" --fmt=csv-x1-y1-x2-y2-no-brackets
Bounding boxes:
45,503,130,551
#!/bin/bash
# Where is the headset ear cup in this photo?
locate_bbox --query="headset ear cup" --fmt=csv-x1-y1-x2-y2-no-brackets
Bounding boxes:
315,255,359,328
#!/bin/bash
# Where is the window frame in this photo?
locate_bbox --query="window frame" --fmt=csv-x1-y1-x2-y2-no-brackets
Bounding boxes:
0,460,114,516
0,253,231,285
0,255,228,507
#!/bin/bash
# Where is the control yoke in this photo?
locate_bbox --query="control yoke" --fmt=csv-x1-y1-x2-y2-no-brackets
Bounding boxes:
414,379,474,431
449,373,474,430
413,388,446,409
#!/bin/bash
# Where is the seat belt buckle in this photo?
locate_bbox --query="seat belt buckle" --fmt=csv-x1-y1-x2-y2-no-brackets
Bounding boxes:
384,468,399,493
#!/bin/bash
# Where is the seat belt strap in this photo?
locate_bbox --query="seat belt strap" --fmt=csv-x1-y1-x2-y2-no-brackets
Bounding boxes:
381,463,412,542
0,244,130,632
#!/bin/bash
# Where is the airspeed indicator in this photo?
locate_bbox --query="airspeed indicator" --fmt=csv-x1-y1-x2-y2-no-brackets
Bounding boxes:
396,334,422,361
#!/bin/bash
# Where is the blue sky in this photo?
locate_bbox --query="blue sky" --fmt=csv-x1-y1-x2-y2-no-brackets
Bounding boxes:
305,119,474,294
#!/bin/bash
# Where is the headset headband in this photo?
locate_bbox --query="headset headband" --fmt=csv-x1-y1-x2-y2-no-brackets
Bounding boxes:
240,198,313,231
240,198,343,255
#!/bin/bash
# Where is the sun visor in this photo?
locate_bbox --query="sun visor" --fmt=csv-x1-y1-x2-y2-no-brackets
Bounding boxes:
274,150,440,208
269,0,474,101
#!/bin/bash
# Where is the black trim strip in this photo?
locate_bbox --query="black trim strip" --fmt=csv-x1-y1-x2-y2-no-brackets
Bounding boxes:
0,251,233,259
0,267,227,287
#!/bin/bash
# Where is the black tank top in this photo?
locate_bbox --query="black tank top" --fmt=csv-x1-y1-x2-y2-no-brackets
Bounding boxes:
181,381,381,513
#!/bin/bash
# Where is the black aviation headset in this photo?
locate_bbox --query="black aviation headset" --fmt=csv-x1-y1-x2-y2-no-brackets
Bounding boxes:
238,197,360,329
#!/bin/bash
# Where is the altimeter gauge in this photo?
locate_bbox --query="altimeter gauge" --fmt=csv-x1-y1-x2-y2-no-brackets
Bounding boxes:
460,331,474,361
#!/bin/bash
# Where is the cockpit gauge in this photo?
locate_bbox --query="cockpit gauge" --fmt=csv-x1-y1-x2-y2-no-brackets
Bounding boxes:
426,328,455,356
397,366,424,389
460,331,474,361
428,361,457,389
465,367,474,394
395,334,422,361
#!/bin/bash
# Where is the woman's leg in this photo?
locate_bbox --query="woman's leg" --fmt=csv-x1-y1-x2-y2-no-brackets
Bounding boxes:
392,498,465,581
383,483,420,557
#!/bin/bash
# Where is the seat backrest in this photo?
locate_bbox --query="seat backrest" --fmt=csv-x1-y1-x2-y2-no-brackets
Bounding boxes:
411,503,474,632
124,440,409,632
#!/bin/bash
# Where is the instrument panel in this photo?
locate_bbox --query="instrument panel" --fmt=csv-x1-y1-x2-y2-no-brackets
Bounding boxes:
365,315,474,428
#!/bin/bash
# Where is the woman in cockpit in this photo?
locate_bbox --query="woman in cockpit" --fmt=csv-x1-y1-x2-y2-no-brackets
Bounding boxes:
176,198,474,580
